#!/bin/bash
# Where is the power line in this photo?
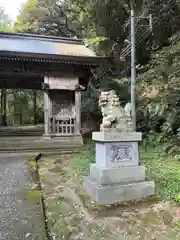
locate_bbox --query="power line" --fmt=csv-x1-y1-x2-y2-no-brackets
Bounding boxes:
93,0,176,81
121,0,175,56
36,0,177,82
92,0,178,82
121,0,177,57
121,1,175,56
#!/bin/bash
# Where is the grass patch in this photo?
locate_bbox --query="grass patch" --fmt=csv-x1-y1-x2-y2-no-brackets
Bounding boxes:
71,148,95,176
141,144,180,203
40,143,180,239
71,141,180,204
28,157,37,170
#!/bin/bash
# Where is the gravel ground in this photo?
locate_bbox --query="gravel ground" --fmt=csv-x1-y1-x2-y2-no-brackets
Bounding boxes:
0,154,47,240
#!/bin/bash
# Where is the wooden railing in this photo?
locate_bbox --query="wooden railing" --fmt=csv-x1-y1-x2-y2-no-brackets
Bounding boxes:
50,116,76,135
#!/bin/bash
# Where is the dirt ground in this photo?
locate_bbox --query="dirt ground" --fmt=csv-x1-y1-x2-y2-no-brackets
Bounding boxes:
39,154,180,240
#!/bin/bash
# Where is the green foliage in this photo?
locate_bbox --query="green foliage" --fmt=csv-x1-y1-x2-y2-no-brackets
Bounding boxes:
71,148,95,176
12,0,180,134
82,76,130,121
1,0,180,141
137,42,180,137
28,158,37,170
13,0,180,60
14,0,37,33
72,140,180,203
14,0,81,37
0,6,14,32
0,23,13,32
0,89,43,125
141,143,180,203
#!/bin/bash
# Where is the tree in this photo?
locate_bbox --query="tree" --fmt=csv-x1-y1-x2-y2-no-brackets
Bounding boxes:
137,40,180,136
0,6,13,32
14,0,81,37
4,0,180,133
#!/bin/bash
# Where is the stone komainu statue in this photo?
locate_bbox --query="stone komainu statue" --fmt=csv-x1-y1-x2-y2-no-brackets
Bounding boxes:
99,90,132,132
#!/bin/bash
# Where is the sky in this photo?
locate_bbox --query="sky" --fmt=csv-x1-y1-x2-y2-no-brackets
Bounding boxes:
0,0,27,22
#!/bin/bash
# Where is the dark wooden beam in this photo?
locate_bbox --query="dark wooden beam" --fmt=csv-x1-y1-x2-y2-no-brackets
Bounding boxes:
0,60,88,78
0,78,43,90
0,59,91,90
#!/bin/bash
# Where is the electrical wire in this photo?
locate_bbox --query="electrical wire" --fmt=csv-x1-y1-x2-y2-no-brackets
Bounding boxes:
121,0,175,56
121,0,177,57
35,0,178,81
92,0,178,81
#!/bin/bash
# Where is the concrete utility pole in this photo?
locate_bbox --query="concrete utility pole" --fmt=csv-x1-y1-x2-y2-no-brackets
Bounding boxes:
130,8,136,131
130,6,152,131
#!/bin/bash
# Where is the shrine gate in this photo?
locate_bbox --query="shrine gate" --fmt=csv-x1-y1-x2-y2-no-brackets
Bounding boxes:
0,32,103,148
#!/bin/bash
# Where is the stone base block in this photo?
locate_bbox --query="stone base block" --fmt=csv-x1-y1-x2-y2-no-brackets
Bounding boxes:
41,134,84,145
92,131,142,142
90,163,146,185
84,176,155,205
95,141,140,168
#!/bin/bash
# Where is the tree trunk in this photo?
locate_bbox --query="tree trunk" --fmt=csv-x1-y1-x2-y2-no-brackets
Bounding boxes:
0,90,2,125
19,91,23,125
33,90,37,125
1,89,7,126
19,108,23,125
13,91,17,125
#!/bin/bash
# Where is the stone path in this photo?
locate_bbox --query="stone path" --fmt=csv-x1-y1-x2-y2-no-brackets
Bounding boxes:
0,154,47,240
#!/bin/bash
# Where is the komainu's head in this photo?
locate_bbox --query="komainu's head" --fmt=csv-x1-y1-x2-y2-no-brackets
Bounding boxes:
99,90,120,107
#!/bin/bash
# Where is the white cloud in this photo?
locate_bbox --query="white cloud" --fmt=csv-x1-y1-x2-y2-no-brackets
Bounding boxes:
0,0,27,22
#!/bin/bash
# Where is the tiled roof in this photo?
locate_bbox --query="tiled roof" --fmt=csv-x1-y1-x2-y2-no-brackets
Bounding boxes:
0,32,96,58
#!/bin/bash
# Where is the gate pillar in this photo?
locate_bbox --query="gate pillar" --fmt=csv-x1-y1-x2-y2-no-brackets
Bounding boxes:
75,87,81,135
42,75,84,145
43,76,51,137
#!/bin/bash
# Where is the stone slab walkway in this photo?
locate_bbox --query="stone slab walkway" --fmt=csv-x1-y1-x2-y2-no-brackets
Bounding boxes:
0,154,47,240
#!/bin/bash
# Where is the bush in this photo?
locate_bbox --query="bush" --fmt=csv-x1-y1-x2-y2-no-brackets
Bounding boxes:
81,76,130,122
137,42,180,138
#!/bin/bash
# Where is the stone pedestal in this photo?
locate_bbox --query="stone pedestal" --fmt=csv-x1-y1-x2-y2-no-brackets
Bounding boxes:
84,132,155,205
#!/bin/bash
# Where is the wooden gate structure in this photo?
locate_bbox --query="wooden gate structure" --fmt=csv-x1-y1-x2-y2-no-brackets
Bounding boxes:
0,32,105,147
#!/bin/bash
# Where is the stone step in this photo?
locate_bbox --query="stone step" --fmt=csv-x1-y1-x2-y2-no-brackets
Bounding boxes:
0,142,84,152
0,141,82,146
0,135,84,153
0,151,81,157
0,144,83,149
0,137,42,145
0,132,43,136
0,142,83,149
0,125,44,136
84,176,155,205
0,147,83,153
0,134,84,153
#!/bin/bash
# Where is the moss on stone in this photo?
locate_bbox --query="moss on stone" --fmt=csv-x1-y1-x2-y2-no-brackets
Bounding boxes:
28,159,37,170
26,189,41,203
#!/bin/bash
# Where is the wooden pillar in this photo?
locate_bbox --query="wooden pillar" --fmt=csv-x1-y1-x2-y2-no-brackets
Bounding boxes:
1,89,7,126
33,90,37,125
44,76,50,136
0,89,3,125
75,89,81,134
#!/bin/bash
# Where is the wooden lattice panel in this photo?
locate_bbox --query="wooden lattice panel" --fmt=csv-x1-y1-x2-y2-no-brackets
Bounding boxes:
50,117,76,135
50,90,76,135
51,91,74,117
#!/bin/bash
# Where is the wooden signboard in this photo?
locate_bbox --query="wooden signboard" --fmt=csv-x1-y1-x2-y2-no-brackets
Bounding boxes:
48,76,78,90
